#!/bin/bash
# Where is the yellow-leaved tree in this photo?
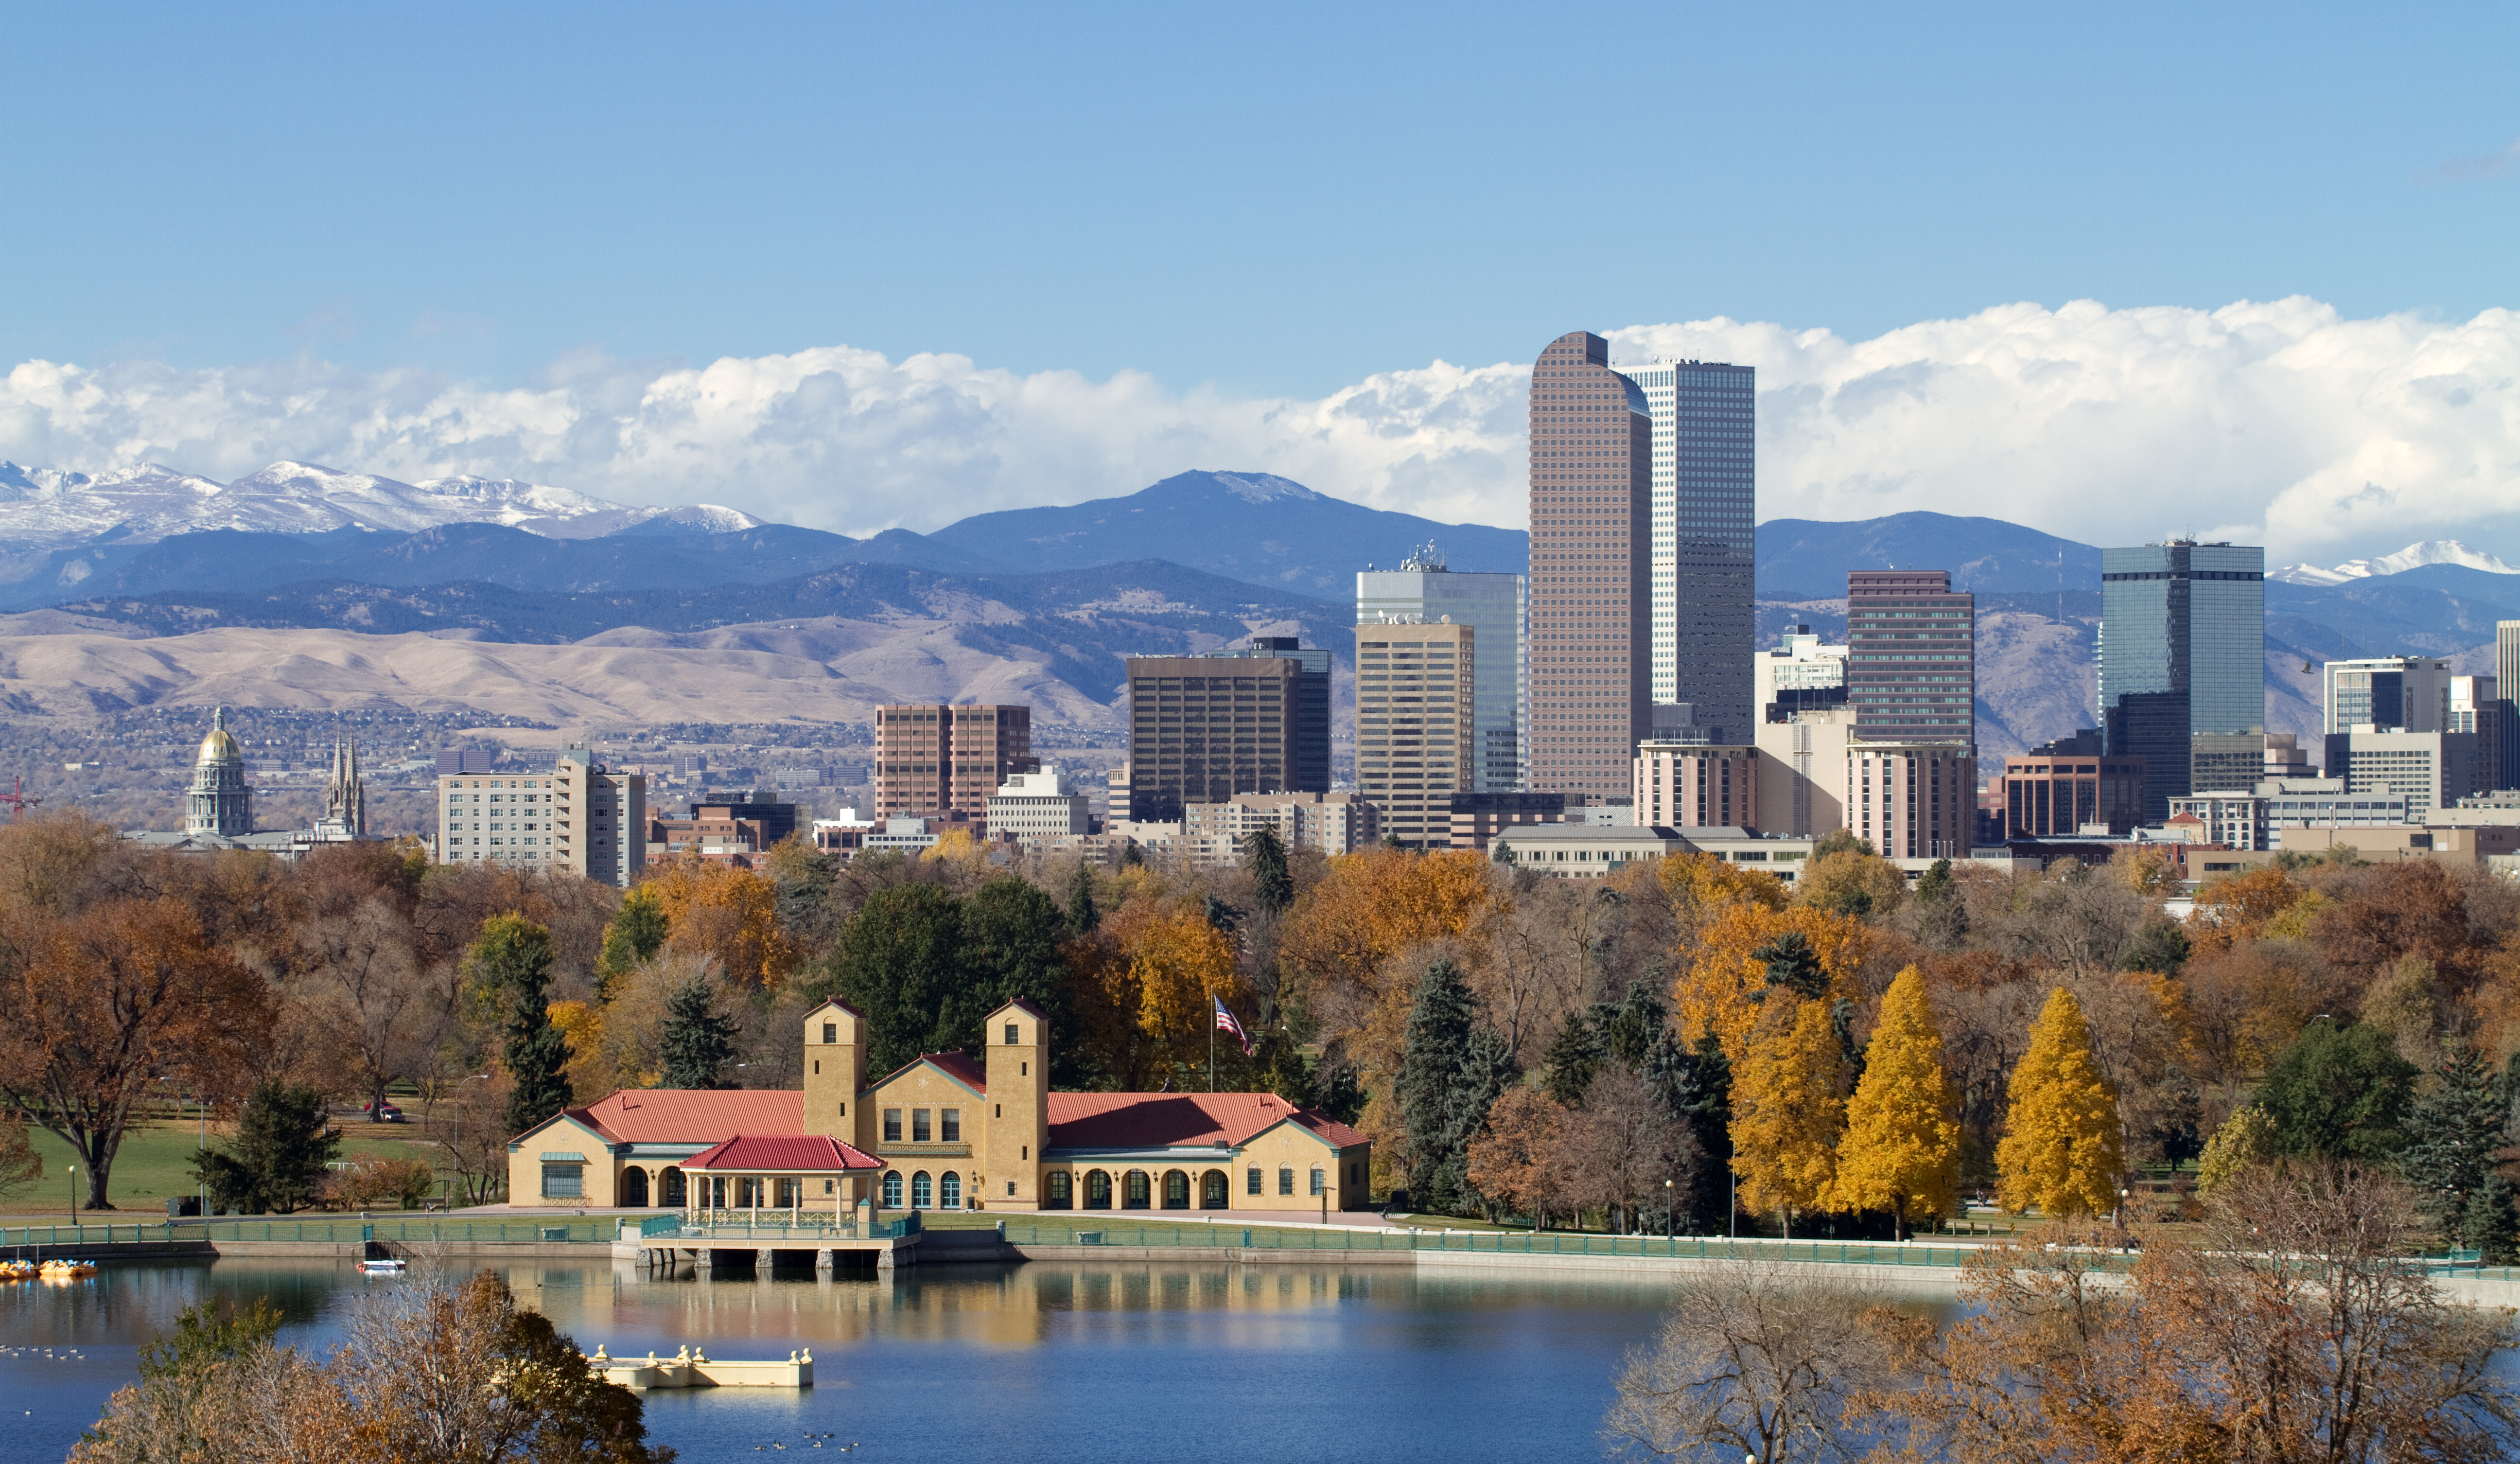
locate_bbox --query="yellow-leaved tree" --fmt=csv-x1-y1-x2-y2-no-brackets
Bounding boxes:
642,856,796,989
1994,986,2124,1217
1124,903,1241,1079
1727,996,1850,1235
1829,966,1959,1239
1674,902,1870,1064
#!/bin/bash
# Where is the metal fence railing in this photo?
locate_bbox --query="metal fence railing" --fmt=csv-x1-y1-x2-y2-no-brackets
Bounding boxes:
0,1217,619,1251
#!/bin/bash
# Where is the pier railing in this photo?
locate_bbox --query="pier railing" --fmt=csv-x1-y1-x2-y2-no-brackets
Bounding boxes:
0,1217,618,1251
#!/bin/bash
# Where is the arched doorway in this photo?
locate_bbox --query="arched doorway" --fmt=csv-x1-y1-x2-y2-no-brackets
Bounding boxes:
911,1171,933,1209
940,1172,963,1209
619,1166,650,1208
1201,1170,1227,1209
1085,1170,1112,1210
1045,1171,1073,1209
1122,1170,1151,1210
1161,1170,1190,1209
660,1167,685,1207
881,1171,903,1208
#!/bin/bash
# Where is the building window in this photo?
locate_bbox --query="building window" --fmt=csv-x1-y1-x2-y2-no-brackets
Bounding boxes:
1006,1023,1020,1045
941,1109,960,1143
940,1172,962,1209
911,1172,933,1209
541,1164,583,1199
1123,1170,1152,1209
1279,1166,1295,1196
822,1023,838,1044
912,1109,931,1143
882,1172,902,1208
1247,1166,1263,1196
1311,1167,1325,1196
883,1109,902,1143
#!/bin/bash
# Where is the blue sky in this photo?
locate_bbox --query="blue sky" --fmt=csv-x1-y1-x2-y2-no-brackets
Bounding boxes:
7,1,2513,398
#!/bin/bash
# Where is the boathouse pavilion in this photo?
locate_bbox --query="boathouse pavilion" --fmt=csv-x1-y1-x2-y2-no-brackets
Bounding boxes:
507,997,1372,1215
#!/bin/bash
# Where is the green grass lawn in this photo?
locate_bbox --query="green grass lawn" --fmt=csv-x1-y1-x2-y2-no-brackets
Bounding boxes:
4,1118,454,1217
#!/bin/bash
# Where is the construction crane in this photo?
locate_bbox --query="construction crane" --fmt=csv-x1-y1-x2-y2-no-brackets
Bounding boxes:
0,776,40,822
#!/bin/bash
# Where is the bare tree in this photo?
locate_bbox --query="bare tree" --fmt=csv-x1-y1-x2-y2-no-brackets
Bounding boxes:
1605,1262,1886,1463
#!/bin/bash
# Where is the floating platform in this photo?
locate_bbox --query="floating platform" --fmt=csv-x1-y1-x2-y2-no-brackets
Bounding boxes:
590,1344,812,1390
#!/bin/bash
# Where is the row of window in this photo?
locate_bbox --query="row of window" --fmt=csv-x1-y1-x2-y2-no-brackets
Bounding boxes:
882,1107,960,1144
1041,1164,1333,1209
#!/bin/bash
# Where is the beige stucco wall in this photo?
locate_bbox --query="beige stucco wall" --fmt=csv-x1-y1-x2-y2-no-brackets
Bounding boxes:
507,1113,615,1208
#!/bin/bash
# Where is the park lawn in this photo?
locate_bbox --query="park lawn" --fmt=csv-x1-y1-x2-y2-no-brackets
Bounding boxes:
4,1118,452,1216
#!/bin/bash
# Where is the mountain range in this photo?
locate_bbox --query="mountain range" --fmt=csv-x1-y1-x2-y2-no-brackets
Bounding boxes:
3,457,2517,759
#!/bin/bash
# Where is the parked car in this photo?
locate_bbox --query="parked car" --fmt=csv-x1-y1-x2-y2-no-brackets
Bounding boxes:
364,1101,406,1124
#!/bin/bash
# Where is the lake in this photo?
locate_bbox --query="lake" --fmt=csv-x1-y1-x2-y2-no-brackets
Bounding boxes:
0,1255,1747,1463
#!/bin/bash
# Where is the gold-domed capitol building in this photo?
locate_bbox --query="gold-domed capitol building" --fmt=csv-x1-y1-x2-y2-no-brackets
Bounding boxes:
127,706,382,859
185,706,253,836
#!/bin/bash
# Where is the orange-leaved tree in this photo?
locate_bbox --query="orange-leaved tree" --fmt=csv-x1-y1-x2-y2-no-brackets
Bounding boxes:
641,855,796,988
1728,995,1851,1235
1123,902,1241,1079
1830,966,1960,1238
1278,846,1501,1078
1995,986,2124,1217
1675,902,1870,1064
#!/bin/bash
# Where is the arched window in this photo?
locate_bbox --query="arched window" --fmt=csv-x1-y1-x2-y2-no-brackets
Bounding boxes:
619,1167,650,1207
881,1171,903,1209
1278,1166,1295,1196
1123,1170,1151,1210
1162,1170,1190,1209
911,1171,933,1209
1310,1167,1325,1196
940,1171,962,1209
661,1167,685,1207
1085,1170,1112,1209
1201,1171,1227,1209
1046,1171,1073,1209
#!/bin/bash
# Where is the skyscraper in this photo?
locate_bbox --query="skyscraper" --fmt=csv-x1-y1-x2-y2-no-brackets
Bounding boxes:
872,704,1033,819
1526,331,1651,799
1352,621,1475,849
1846,571,1976,746
1612,358,1755,734
1357,547,1523,791
2099,540,2266,821
1124,637,1330,821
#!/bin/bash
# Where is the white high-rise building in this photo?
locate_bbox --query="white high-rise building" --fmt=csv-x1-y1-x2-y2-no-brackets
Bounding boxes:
1611,359,1755,738
1358,548,1526,792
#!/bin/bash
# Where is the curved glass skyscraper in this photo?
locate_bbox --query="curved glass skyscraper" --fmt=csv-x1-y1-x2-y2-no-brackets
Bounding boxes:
2099,540,2266,821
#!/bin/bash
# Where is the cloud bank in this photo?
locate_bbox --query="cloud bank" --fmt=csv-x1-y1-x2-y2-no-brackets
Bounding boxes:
4,297,2514,560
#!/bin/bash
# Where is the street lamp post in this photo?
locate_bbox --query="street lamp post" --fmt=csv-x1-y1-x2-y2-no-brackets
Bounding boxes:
1665,1178,1674,1238
67,1163,76,1219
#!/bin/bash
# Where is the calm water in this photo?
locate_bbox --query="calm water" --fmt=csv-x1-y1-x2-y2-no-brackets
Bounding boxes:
0,1256,1751,1463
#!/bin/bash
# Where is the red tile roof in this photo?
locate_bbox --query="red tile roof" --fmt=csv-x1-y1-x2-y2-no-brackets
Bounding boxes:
682,1134,884,1172
1047,1092,1368,1150
555,1089,805,1146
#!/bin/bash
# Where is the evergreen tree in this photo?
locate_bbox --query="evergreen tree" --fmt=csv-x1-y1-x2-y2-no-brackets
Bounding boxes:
1245,826,1294,916
192,1082,340,1215
2402,1044,2508,1244
2464,1174,2520,1265
1645,1026,1732,1232
1751,931,1829,1001
1994,987,2122,1218
962,878,1075,1069
1396,957,1476,1205
1913,858,1953,904
1829,967,1959,1239
476,914,573,1136
813,883,966,1075
657,977,740,1089
2256,1019,2418,1163
1542,1011,1602,1106
1432,1027,1522,1214
1599,977,1667,1072
1203,893,1241,935
595,886,668,987
1063,861,1101,938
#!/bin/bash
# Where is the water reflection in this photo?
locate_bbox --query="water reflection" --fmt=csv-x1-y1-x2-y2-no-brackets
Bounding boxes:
0,1256,1885,1464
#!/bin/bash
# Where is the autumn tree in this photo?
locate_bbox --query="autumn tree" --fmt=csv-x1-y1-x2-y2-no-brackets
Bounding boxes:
1796,847,1905,919
474,915,572,1136
1675,903,1868,1065
1465,1085,1569,1227
1995,986,2123,1218
2195,1105,2276,1196
0,1113,39,1203
1125,902,1241,1079
1728,996,1850,1235
643,856,797,989
1830,967,1959,1239
1606,1263,1887,1464
0,891,267,1209
596,884,668,986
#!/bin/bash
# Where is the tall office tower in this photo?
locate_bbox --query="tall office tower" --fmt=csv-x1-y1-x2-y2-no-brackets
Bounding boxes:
2099,540,2266,822
2450,675,2519,793
2500,621,2520,702
1358,547,1525,791
872,704,1033,819
1612,359,1756,733
1848,742,1977,859
1353,622,1474,848
1527,331,1652,799
1845,571,1976,747
557,748,645,887
2323,656,2452,732
1125,638,1330,821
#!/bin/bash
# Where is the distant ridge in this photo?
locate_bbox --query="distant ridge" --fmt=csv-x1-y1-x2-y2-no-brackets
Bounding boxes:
2271,539,2520,585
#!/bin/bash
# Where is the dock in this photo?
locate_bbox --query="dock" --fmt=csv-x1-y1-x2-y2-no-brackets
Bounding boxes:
591,1344,811,1389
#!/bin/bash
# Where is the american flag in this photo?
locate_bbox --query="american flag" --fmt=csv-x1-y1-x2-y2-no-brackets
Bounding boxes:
1212,996,1254,1056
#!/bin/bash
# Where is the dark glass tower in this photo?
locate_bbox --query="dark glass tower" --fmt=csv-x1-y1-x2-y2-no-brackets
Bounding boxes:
2099,541,2266,820
1611,359,1755,738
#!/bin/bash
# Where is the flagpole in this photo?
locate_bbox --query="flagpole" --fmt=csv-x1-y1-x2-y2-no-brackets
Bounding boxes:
1208,997,1216,1093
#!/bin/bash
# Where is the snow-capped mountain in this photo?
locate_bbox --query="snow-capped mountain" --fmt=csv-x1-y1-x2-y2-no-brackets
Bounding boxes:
0,459,759,558
2270,539,2520,586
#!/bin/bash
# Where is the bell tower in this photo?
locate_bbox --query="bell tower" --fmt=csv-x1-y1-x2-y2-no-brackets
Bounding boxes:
982,997,1050,1209
802,999,867,1152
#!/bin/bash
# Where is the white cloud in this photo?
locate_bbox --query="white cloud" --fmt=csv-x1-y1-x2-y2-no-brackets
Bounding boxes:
4,297,2515,559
